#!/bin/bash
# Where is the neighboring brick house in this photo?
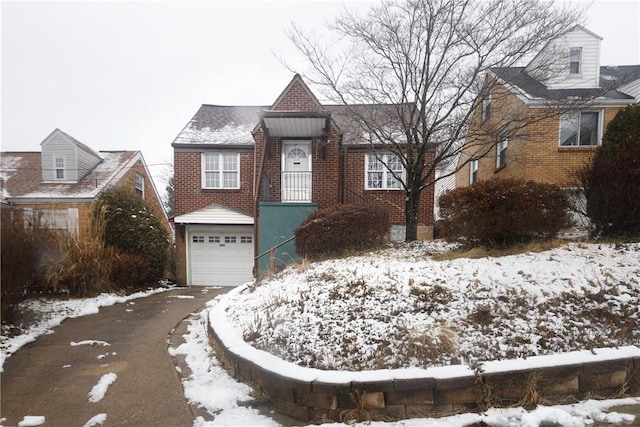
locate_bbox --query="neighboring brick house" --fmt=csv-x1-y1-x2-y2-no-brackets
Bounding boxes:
1,128,171,239
172,74,435,286
455,26,640,191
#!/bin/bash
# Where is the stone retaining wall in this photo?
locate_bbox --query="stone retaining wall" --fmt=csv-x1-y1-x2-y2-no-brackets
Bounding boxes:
208,322,640,423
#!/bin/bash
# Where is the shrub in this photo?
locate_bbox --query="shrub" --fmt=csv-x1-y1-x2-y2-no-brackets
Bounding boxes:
438,178,572,247
574,105,640,238
43,206,116,297
295,204,390,258
1,207,55,323
93,187,169,289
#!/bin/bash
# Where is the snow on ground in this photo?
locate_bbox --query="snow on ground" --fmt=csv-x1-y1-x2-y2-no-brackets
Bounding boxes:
82,413,107,427
70,340,111,347
178,303,640,426
2,241,640,426
222,241,640,371
88,373,117,403
0,286,172,371
15,415,46,427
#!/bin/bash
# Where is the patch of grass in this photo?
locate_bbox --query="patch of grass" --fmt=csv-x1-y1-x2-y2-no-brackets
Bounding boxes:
432,239,564,260
395,322,458,366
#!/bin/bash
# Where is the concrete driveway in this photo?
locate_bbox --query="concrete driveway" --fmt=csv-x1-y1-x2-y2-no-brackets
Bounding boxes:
1,286,228,427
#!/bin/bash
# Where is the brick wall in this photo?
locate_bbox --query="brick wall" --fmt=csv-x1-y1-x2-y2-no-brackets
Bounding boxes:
116,160,173,239
456,80,625,189
272,80,322,112
174,148,255,217
343,149,435,227
209,320,640,423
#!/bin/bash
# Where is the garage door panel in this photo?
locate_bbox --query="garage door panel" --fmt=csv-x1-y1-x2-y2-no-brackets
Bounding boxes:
188,226,254,286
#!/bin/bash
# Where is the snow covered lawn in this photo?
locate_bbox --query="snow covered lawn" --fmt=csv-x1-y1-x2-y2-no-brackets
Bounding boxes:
223,241,640,371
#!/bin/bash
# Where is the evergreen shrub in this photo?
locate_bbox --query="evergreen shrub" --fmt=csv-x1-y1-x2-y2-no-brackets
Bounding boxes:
295,204,390,258
575,105,640,238
93,187,169,288
438,178,572,247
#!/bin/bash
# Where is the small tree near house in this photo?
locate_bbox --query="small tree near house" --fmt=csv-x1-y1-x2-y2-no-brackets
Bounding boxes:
288,0,584,241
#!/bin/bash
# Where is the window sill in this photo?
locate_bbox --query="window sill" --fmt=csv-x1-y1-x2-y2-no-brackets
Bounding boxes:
558,145,599,152
201,188,242,192
494,164,506,173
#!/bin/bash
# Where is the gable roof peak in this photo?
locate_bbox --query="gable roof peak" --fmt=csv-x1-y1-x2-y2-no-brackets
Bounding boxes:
570,24,603,40
269,74,323,111
41,128,103,160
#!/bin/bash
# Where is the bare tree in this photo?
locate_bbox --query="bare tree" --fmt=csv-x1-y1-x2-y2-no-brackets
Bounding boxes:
162,165,175,218
288,0,585,241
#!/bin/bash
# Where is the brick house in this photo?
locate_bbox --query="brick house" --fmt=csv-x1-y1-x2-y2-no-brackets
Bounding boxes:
172,74,435,286
1,128,171,239
455,26,640,191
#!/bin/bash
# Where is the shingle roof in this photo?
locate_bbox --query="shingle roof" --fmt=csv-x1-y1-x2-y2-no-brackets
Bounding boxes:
0,150,138,200
171,102,408,147
172,105,266,145
492,65,640,101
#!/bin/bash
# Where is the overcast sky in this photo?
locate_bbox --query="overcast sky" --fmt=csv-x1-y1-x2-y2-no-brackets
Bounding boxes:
2,0,639,197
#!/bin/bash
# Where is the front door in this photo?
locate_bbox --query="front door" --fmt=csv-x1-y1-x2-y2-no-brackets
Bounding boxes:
282,141,311,202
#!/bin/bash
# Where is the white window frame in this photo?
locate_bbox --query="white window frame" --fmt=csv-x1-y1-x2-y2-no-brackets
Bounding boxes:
482,92,491,121
496,136,508,169
365,153,404,190
134,173,145,198
201,153,240,189
559,110,602,147
469,158,479,184
34,208,79,235
569,47,582,75
54,155,65,180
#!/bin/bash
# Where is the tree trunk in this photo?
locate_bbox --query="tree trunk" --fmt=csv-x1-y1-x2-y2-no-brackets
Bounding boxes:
404,185,421,242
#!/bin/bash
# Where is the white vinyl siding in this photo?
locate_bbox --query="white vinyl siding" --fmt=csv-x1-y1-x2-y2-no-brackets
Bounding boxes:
366,153,404,190
544,27,601,89
42,136,77,181
41,130,102,182
202,153,240,189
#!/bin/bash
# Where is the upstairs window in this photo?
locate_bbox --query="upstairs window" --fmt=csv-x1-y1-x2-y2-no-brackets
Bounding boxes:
482,92,492,121
54,156,65,180
560,111,600,146
134,173,144,198
496,135,508,169
366,153,404,190
569,48,582,75
202,153,239,189
470,158,479,184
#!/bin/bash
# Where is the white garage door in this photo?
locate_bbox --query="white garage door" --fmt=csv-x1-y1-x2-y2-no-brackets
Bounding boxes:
188,225,254,286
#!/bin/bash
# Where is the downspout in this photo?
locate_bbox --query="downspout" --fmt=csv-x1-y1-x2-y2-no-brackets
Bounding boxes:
252,124,269,278
339,134,345,205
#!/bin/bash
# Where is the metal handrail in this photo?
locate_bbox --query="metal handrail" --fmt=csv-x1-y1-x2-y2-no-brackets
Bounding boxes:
254,235,296,274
